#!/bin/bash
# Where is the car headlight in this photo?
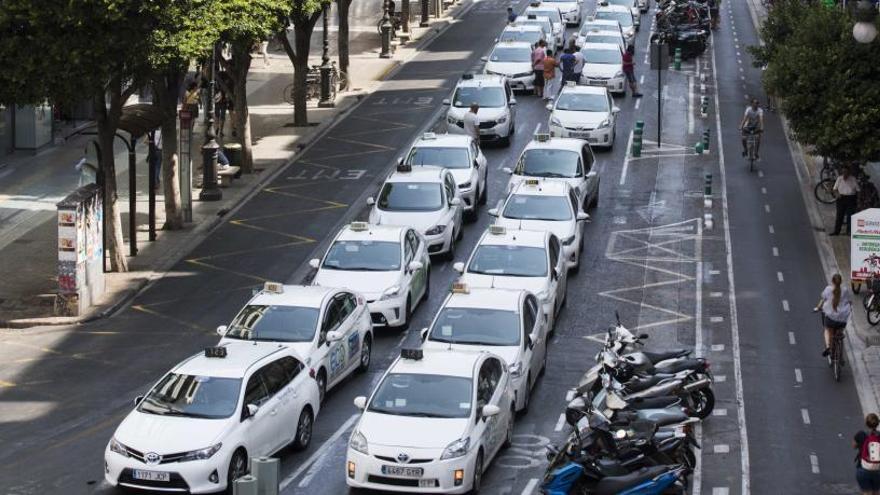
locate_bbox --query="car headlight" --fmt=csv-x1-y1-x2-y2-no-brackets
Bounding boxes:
597,118,611,129
509,361,523,378
614,71,624,78
179,443,222,463
425,225,446,236
514,72,533,79
109,437,130,458
350,430,369,455
440,437,471,460
497,115,508,124
562,235,576,246
459,181,472,190
550,116,562,126
380,285,401,301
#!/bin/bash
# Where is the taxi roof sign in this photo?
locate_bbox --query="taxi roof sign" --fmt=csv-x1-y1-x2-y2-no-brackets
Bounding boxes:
349,221,369,232
422,132,437,140
565,81,577,87
489,225,507,235
396,162,413,173
263,281,284,294
204,346,227,358
524,178,541,186
534,133,551,142
451,282,470,294
401,346,424,360
462,73,474,80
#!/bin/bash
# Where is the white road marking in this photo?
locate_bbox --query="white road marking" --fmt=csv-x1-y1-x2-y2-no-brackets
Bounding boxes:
789,331,797,345
711,34,751,494
522,478,540,495
715,375,727,383
694,224,704,495
795,368,803,383
764,204,770,213
280,414,360,489
714,444,730,454
710,317,724,324
777,271,784,282
801,408,811,425
619,130,634,185
713,489,730,495
782,300,790,312
758,170,764,177
554,413,566,431
565,389,576,401
635,97,641,109
768,225,775,234
709,269,721,275
772,246,779,257
810,454,820,474
761,187,767,194
710,291,723,297
711,344,725,351
688,75,695,134
640,74,645,85
713,408,728,416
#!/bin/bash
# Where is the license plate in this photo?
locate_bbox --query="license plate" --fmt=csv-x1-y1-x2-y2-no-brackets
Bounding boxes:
381,465,424,477
570,132,590,139
132,470,170,482
587,80,605,86
419,479,437,488
479,129,495,135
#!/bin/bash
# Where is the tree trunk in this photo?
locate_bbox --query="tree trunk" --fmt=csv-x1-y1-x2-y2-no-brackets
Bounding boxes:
337,0,353,91
280,11,322,127
151,66,184,230
94,86,128,272
229,41,254,173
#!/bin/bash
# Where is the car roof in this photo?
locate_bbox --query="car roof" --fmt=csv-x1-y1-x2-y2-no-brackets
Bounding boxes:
413,133,472,148
390,348,487,378
582,42,622,52
492,40,535,50
456,74,506,88
510,178,572,197
522,136,588,153
584,30,624,38
560,83,610,96
518,14,552,21
525,5,561,12
334,222,405,243
386,165,448,183
175,342,291,379
583,19,621,29
503,24,544,32
248,284,337,308
596,4,632,12
443,287,526,312
478,226,548,248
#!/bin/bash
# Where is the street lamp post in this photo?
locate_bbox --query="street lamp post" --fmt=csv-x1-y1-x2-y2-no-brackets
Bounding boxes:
199,44,222,201
318,2,336,107
420,0,429,27
402,0,410,34
380,0,393,58
853,0,878,43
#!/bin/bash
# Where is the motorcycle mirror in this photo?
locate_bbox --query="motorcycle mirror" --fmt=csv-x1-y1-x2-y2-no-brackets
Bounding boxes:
639,333,649,339
615,429,627,440
615,310,621,326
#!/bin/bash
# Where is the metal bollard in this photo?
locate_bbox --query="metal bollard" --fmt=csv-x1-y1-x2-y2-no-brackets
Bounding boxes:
632,124,643,157
702,129,710,151
704,173,713,197
251,457,280,495
233,475,259,495
700,96,709,118
674,48,682,71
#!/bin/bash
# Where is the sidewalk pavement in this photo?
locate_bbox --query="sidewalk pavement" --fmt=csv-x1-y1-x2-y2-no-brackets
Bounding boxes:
0,2,463,328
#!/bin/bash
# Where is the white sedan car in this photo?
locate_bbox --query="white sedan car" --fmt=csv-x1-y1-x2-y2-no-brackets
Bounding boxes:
491,180,590,270
454,226,568,332
523,4,565,48
218,282,373,403
575,19,626,49
422,284,549,412
312,222,430,330
593,5,636,44
369,164,464,259
105,342,320,494
346,346,515,493
498,24,546,46
540,0,583,25
405,132,488,220
548,83,620,149
444,74,517,147
483,41,536,92
581,28,627,53
600,0,641,28
581,42,626,94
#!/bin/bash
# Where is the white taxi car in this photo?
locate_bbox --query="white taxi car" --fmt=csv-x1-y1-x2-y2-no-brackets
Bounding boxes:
600,0,641,27
454,226,568,331
311,222,430,330
483,41,535,92
504,134,599,211
444,74,517,147
540,0,583,25
218,282,373,403
580,42,626,94
490,180,589,270
548,83,619,149
346,345,515,493
511,15,555,48
368,164,464,259
575,19,626,49
105,343,319,494
422,284,549,412
523,3,565,49
498,24,546,46
593,5,636,44
405,132,488,220
581,28,627,53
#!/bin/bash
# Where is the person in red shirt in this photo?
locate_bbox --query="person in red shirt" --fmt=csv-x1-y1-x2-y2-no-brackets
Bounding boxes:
622,45,642,97
531,40,547,98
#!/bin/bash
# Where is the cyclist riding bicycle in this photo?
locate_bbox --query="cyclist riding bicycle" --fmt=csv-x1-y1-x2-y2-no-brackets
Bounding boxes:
740,98,764,160
814,273,852,358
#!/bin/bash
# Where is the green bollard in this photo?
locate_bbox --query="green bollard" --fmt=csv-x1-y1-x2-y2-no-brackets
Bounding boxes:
696,141,704,154
635,120,645,132
674,48,682,71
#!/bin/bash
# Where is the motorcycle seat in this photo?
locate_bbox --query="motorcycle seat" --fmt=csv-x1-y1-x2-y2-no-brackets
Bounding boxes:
654,358,705,374
594,465,671,495
626,396,681,410
636,408,689,426
642,349,691,363
624,375,664,392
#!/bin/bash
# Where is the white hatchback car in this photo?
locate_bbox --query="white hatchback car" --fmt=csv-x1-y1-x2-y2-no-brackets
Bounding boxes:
218,282,373,403
523,4,565,48
505,134,599,211
312,222,430,330
593,5,636,44
444,74,517,146
581,28,627,53
548,83,620,149
105,343,319,494
581,42,626,94
491,180,589,270
483,41,536,92
454,226,568,331
369,164,464,259
539,0,583,25
346,346,515,494
405,132,488,220
498,24,546,46
422,284,549,412
575,19,626,49
511,15,555,48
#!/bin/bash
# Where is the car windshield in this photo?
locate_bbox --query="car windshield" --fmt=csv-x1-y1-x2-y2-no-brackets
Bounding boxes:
500,30,543,44
468,245,548,277
586,34,622,46
369,373,473,418
527,9,562,22
139,373,241,419
452,86,507,108
581,22,620,35
556,92,609,112
378,182,443,211
596,11,633,27
322,240,401,271
408,147,471,169
518,149,581,178
489,46,532,63
604,0,634,8
582,48,621,64
225,305,320,342
516,20,552,34
429,308,521,346
503,194,573,221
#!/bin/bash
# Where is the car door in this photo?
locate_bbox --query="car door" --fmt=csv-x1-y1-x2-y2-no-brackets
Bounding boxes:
547,236,565,309
405,230,428,300
505,81,517,123
240,367,281,456
522,295,544,386
474,359,498,457
444,173,462,231
257,359,300,453
581,144,597,207
333,292,362,376
279,355,313,420
481,357,508,460
319,298,348,386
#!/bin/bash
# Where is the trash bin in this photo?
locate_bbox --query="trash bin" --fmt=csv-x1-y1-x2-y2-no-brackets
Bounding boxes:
223,143,242,167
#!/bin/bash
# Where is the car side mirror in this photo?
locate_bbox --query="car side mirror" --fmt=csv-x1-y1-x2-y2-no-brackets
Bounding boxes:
552,267,560,280
545,103,554,111
502,167,513,175
134,395,145,406
367,197,375,206
474,159,480,169
488,208,499,217
408,260,424,272
246,403,260,419
586,170,598,178
420,327,429,341
481,404,501,418
327,330,344,342
309,258,321,269
216,325,228,336
577,212,591,222
527,333,536,349
481,56,488,62
494,37,499,42
509,99,517,106
612,106,621,114
442,98,451,106
450,197,462,206
397,157,404,166
353,396,367,410
453,262,465,274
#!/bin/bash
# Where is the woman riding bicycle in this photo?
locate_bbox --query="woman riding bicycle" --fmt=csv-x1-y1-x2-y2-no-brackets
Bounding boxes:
740,98,764,160
814,273,852,357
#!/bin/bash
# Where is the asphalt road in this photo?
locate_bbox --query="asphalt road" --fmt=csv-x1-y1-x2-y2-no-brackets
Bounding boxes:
0,0,866,493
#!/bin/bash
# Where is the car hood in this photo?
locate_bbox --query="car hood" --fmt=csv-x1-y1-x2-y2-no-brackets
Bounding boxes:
314,269,401,300
552,109,609,128
486,61,532,76
450,169,475,187
114,411,230,455
359,412,470,449
508,175,583,196
584,63,622,78
447,107,507,121
495,218,575,241
553,2,580,12
461,273,549,295
370,209,445,233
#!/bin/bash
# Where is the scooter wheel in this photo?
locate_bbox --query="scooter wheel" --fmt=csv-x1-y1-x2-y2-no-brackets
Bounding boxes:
690,388,715,419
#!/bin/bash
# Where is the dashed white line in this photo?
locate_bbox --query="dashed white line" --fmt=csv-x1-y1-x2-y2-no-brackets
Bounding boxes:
710,291,724,297
688,75,695,134
772,247,779,257
713,488,730,495
635,98,641,110
769,225,775,234
795,368,803,383
782,300,790,312
710,317,724,324
758,170,764,177
714,444,730,454
280,414,359,489
715,375,727,383
761,187,767,194
711,344,725,351
709,269,721,275
619,130,634,185
640,74,645,85
810,454,820,474
801,408,811,425
789,331,797,345
764,204,771,213
554,413,566,431
522,478,540,495
713,408,728,416
777,271,784,282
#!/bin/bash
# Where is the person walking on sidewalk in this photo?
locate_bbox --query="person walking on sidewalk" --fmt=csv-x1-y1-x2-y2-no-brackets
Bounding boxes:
814,273,852,358
543,49,558,100
854,413,880,495
622,45,643,97
463,102,481,145
831,165,859,236
531,40,547,98
146,129,162,191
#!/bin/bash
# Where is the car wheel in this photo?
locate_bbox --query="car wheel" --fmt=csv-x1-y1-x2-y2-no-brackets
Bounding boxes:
316,369,327,405
358,334,372,372
398,296,412,331
470,451,484,494
443,232,457,262
423,269,431,301
521,374,531,414
504,407,515,447
226,449,249,494
292,407,314,450
479,180,488,205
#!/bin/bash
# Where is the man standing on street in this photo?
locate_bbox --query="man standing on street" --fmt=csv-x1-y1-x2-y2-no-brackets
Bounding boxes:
622,45,643,97
146,129,162,191
572,46,585,84
831,165,859,236
560,48,576,84
464,102,481,146
531,40,546,98
507,7,517,24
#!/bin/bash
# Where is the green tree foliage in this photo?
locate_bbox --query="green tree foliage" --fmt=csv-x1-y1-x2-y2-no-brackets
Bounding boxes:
753,1,880,163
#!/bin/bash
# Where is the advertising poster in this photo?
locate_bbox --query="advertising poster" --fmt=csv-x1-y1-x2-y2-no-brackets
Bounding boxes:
851,208,880,282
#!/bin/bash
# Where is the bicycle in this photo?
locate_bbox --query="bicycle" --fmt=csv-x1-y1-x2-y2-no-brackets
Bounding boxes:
814,309,846,382
865,275,880,325
744,129,759,172
282,62,342,105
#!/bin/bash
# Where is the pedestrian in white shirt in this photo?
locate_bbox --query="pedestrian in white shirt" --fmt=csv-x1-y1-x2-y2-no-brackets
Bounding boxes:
463,102,481,145
572,49,585,84
831,165,859,236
